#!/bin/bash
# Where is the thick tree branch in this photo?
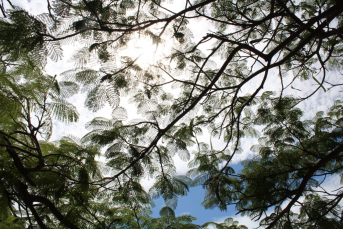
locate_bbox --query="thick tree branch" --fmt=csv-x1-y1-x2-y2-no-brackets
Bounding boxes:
266,142,343,229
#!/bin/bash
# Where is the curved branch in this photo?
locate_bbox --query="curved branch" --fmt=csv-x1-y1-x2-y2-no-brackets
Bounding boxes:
266,142,343,229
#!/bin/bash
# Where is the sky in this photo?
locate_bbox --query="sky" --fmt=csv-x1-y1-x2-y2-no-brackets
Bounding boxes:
4,0,343,228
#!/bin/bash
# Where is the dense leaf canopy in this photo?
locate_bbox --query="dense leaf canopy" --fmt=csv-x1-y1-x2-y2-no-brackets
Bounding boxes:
1,0,343,228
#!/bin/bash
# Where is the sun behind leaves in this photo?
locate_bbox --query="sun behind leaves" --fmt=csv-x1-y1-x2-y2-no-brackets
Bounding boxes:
1,0,343,228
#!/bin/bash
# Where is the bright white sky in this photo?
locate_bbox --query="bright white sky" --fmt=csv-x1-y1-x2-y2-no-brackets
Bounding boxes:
6,0,343,227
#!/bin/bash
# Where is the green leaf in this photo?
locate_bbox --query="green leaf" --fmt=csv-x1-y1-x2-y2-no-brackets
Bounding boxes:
159,206,175,217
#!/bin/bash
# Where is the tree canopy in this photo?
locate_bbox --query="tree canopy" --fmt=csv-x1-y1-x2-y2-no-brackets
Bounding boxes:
1,0,343,228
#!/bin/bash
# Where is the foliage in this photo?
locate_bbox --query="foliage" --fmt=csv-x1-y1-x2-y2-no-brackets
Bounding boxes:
202,216,248,229
1,0,343,228
195,94,343,228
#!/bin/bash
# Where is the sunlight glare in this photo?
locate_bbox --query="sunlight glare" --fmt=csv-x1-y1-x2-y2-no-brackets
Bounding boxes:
123,37,165,68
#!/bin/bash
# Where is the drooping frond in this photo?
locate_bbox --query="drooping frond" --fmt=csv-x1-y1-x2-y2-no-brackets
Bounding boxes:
47,98,79,123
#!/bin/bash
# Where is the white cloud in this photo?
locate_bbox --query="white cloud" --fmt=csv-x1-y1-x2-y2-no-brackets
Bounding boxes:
140,176,156,192
320,174,342,194
173,155,190,175
7,0,47,15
